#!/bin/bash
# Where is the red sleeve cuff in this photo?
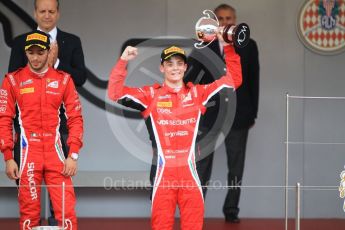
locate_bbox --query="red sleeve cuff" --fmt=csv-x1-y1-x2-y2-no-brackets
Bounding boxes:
3,149,13,161
68,144,80,156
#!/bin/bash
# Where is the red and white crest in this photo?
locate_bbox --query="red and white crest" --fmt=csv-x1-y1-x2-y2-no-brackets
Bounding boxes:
297,0,345,55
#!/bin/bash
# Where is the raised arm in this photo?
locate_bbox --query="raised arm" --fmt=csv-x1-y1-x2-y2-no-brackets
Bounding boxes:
199,44,242,105
107,46,152,111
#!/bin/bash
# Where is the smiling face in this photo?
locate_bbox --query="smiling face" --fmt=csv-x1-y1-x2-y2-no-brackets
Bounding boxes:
34,0,60,32
160,55,187,87
25,45,49,73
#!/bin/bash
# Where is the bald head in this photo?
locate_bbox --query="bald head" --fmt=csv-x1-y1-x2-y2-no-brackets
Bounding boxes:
35,0,59,10
34,0,60,32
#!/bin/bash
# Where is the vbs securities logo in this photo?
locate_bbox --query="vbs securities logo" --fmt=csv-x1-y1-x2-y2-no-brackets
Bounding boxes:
297,0,345,55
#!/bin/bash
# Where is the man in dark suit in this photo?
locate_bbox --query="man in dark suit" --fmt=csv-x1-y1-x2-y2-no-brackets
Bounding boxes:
8,0,86,226
185,3,259,223
8,0,86,86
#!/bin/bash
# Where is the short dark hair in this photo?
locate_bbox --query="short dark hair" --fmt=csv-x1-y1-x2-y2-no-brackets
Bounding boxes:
214,3,236,15
34,0,60,10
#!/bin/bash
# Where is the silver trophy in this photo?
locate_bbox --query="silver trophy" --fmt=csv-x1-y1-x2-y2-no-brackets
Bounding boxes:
194,10,250,49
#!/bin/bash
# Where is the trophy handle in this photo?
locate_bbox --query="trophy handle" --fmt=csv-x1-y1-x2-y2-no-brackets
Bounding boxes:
194,39,215,49
202,9,219,26
194,9,219,49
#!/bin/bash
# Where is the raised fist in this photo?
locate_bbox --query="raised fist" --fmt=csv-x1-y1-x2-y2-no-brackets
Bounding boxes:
121,46,138,61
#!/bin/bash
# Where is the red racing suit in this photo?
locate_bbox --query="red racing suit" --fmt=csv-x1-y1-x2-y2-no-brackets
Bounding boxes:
108,45,242,230
0,66,83,230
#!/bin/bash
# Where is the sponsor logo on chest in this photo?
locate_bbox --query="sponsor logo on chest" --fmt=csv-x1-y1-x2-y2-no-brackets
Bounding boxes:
47,80,59,89
157,118,196,126
165,131,189,138
157,108,172,114
165,149,189,154
46,91,61,96
20,87,35,95
157,101,172,108
20,79,33,87
158,95,171,99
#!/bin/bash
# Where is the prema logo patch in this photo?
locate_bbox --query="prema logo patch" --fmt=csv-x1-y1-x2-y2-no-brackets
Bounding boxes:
47,80,59,89
182,92,192,103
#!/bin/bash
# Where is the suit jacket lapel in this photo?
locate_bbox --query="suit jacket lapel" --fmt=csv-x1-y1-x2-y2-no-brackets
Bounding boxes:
56,28,64,47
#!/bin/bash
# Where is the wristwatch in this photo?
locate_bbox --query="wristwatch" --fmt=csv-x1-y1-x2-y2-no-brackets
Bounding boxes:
70,152,79,161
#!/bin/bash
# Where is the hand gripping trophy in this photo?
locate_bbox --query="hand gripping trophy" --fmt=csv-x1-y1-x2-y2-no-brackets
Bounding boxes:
195,9,250,49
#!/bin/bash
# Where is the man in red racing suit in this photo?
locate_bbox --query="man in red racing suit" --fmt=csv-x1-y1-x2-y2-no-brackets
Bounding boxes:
107,41,241,229
0,30,83,230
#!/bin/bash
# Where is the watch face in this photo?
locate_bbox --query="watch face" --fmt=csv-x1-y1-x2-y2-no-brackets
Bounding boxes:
71,153,78,160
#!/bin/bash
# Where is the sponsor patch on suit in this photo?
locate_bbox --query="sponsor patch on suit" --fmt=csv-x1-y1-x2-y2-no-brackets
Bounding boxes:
20,87,35,94
157,101,172,108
